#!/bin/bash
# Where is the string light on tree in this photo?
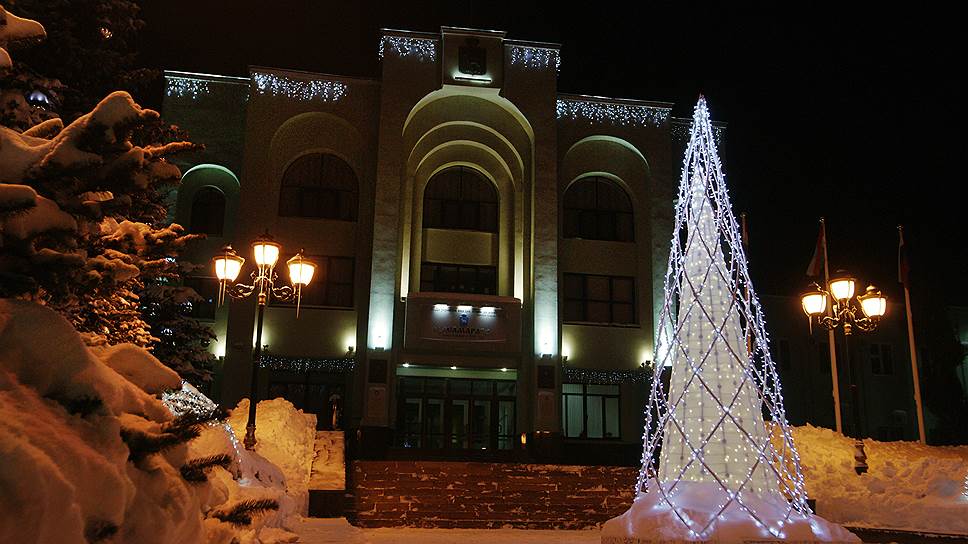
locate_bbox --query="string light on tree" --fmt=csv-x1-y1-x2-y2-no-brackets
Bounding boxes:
602,97,859,543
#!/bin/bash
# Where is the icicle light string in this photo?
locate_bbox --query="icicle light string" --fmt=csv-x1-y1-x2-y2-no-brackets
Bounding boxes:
556,98,670,127
166,77,209,100
252,72,348,102
635,97,809,539
378,36,438,62
509,45,561,71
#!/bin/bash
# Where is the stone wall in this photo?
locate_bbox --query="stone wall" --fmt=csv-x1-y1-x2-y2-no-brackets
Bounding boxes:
349,461,637,529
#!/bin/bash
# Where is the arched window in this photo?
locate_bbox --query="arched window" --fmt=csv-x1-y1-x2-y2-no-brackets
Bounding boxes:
562,177,634,242
189,186,226,236
423,166,498,232
278,153,358,220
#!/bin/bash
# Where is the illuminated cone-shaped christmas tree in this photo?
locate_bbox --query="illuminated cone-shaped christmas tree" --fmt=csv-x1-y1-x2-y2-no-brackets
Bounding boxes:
603,98,858,543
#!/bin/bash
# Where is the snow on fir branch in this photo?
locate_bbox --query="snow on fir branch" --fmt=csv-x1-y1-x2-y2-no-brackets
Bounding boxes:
180,454,233,483
209,499,280,526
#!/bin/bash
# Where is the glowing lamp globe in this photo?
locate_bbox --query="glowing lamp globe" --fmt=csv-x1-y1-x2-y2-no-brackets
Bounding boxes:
287,253,316,286
800,287,827,317
213,248,244,282
858,285,887,318
252,235,281,267
828,273,857,302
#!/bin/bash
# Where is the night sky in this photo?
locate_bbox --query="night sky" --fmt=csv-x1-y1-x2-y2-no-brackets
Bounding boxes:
138,2,965,304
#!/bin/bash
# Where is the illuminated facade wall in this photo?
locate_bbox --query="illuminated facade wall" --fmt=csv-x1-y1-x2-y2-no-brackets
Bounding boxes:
163,27,681,461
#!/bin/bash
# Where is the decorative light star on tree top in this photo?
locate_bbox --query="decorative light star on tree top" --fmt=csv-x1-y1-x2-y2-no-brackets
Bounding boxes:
603,97,859,543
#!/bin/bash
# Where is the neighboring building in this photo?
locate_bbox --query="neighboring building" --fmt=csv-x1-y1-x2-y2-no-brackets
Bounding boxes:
763,296,921,441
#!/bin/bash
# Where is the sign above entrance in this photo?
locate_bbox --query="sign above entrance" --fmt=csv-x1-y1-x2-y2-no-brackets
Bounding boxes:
405,292,521,354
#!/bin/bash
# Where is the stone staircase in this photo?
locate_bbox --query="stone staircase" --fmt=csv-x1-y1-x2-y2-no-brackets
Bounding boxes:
347,460,638,529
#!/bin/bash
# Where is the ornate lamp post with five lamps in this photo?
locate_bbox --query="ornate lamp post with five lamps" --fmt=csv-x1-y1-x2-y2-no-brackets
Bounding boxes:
801,271,887,474
213,232,316,449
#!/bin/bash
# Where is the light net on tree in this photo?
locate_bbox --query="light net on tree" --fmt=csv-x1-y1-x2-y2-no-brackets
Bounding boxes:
635,97,809,539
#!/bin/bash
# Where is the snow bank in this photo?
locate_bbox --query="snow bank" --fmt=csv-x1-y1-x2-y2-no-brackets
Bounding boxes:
229,397,318,515
792,424,968,533
602,480,859,543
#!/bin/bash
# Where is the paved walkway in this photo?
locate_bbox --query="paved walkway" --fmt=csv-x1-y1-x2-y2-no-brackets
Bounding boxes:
294,518,601,544
295,518,968,544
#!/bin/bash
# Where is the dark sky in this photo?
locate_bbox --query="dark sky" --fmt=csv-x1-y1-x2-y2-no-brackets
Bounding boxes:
138,2,965,304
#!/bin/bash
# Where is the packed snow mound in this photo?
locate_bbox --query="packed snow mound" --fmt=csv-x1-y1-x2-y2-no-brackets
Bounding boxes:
602,480,860,543
791,425,968,533
230,397,318,515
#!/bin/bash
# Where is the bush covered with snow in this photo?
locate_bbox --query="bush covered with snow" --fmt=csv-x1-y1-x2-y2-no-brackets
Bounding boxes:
0,300,301,543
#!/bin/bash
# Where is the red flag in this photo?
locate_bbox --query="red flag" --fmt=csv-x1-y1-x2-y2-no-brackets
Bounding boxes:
806,222,825,277
898,226,911,287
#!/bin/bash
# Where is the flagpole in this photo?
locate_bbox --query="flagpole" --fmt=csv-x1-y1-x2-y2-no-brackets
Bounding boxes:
899,225,926,444
821,217,843,434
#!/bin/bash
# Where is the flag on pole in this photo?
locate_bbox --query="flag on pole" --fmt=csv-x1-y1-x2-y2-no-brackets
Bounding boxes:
898,228,911,287
806,221,825,277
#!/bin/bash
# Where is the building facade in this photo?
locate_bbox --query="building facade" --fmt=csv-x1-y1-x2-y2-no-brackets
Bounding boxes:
164,27,686,464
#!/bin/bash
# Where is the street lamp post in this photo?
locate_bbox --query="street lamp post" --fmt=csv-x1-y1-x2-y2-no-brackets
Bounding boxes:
801,271,887,474
213,232,316,450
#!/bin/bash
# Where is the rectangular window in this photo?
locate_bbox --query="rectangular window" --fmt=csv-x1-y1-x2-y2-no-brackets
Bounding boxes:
870,343,894,375
561,383,620,439
272,256,354,308
562,273,636,325
420,262,497,295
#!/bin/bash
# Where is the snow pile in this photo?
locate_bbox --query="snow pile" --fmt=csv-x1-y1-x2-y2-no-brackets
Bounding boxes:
602,479,859,544
792,424,968,533
229,398,318,515
0,300,300,543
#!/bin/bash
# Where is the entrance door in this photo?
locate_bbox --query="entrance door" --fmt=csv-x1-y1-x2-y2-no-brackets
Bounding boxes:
396,367,516,453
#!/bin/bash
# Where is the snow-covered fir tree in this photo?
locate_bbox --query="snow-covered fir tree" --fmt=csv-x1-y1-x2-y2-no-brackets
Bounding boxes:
3,0,154,119
0,4,214,384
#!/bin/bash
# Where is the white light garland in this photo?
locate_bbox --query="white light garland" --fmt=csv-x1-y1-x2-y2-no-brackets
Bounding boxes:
252,72,347,102
163,381,245,472
634,97,809,540
378,36,438,63
556,98,670,127
166,77,210,100
509,45,561,72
